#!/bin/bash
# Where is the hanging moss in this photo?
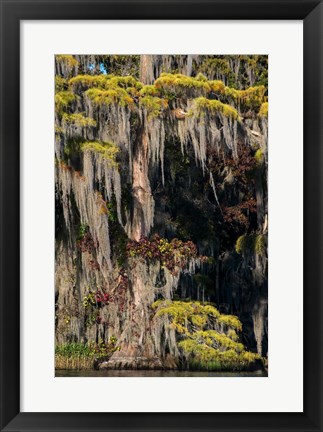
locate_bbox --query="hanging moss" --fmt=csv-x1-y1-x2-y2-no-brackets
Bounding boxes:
55,55,268,369
80,141,119,167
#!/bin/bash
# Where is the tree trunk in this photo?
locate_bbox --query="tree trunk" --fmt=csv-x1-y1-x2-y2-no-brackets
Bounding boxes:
99,93,162,370
140,55,155,85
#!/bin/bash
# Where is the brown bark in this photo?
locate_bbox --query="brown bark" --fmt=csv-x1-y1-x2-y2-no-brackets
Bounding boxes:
131,128,154,241
139,55,155,85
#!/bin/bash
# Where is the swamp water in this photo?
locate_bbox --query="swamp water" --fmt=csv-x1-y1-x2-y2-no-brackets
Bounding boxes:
56,369,267,378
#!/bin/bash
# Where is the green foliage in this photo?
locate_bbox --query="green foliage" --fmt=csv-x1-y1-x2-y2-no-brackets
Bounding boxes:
63,137,84,158
209,80,226,93
254,148,264,164
55,342,96,358
186,330,244,352
235,234,266,256
154,72,225,98
55,337,120,370
55,76,68,92
198,57,232,81
56,55,78,68
82,291,96,308
80,141,119,167
153,71,266,109
259,102,268,117
153,300,260,371
235,234,248,254
156,72,208,92
254,234,266,255
197,55,268,88
217,314,242,331
58,69,265,127
69,74,110,89
55,91,76,115
227,328,239,342
193,97,240,120
70,74,142,91
106,200,117,222
180,343,261,371
62,138,119,166
77,223,89,240
85,87,134,108
108,75,142,90
195,72,208,82
224,85,266,109
82,289,110,327
62,113,97,128
139,85,160,97
152,300,220,329
95,336,120,358
101,55,140,78
68,74,144,108
139,96,168,118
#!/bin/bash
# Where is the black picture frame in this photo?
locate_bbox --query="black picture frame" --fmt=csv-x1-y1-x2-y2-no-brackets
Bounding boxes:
0,1,322,431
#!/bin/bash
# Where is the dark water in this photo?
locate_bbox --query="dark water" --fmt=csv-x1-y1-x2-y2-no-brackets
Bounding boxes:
56,369,267,378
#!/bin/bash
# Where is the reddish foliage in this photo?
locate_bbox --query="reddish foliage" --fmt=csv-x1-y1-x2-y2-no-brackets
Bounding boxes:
226,145,257,186
95,291,110,306
77,231,96,253
126,234,198,274
222,198,257,227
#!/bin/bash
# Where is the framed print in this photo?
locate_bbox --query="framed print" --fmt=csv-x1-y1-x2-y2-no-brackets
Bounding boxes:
0,0,322,431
